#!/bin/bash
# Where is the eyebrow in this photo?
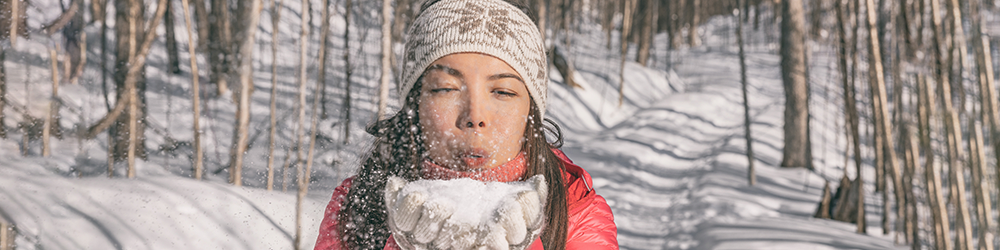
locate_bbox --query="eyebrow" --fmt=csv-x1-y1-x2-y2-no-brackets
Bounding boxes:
488,73,525,84
425,64,524,84
426,64,463,78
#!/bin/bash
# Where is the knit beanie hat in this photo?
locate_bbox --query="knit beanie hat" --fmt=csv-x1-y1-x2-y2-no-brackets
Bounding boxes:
399,0,548,118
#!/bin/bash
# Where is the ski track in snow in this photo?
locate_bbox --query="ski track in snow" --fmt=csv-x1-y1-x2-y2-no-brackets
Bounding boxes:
0,1,925,249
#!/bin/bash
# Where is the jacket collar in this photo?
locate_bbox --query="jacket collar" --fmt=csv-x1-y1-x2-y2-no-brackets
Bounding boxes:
420,152,527,182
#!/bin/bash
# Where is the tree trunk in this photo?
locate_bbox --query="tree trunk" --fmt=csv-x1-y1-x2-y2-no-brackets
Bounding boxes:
970,1,1000,238
102,0,167,174
863,0,906,239
737,0,755,186
192,0,209,50
899,0,914,59
902,110,920,249
538,0,546,44
687,0,700,47
9,0,20,47
208,0,231,96
377,0,390,120
43,46,59,157
667,0,682,50
317,0,330,120
931,0,973,248
780,0,813,169
0,47,5,139
58,0,84,84
968,112,993,250
342,0,352,145
635,0,654,66
268,0,285,190
918,74,951,250
179,0,203,179
294,0,309,191
947,0,969,113
835,0,865,233
618,0,635,107
228,0,262,186
164,0,180,74
293,2,309,246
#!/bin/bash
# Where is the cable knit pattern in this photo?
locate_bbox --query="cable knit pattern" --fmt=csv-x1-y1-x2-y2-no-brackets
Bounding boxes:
399,0,548,118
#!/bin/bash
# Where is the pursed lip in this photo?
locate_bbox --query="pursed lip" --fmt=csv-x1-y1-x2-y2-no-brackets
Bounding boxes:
459,148,490,168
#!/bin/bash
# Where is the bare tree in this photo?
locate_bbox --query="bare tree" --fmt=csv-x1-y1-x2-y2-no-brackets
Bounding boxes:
294,0,310,191
79,0,168,175
43,46,59,157
180,0,203,179
8,0,20,47
635,0,656,66
227,0,263,186
208,0,232,95
970,1,1000,236
929,0,973,248
317,0,331,119
917,74,950,250
835,0,865,233
537,0,546,43
618,0,635,106
967,109,993,250
687,0,700,46
863,0,906,239
737,0,755,186
342,0,352,145
192,0,208,50
164,0,180,74
0,47,5,139
780,0,813,169
292,3,312,247
268,0,286,190
377,0,390,120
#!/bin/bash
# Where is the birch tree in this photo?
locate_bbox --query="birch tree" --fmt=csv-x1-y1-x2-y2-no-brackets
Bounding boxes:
268,0,285,190
179,0,203,179
43,46,59,157
862,0,905,238
969,1,1000,236
293,2,310,246
618,0,635,106
918,74,950,250
227,0,263,186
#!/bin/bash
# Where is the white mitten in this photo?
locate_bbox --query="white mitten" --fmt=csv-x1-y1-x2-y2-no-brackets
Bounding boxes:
474,175,548,250
385,175,548,250
385,176,456,249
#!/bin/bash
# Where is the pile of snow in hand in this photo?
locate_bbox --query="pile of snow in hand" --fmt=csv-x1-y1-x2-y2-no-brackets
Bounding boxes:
384,176,547,250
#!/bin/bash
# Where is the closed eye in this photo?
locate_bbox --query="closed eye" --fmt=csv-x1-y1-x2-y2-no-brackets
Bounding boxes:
493,89,517,97
431,88,459,93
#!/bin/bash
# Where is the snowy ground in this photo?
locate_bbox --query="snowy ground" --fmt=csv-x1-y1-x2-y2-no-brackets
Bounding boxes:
0,1,927,249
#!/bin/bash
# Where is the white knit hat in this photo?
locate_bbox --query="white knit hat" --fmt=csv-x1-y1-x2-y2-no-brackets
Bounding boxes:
399,0,548,118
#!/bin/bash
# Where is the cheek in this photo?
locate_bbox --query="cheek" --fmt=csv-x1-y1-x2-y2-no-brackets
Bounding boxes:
491,105,530,146
419,99,459,144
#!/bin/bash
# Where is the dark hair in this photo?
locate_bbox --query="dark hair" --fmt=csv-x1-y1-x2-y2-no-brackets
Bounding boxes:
336,1,566,249
336,78,569,249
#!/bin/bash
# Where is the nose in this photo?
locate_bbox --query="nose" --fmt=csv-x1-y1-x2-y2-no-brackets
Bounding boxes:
457,90,488,129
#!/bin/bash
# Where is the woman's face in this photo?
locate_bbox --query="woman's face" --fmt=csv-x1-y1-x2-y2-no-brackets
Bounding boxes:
418,53,532,171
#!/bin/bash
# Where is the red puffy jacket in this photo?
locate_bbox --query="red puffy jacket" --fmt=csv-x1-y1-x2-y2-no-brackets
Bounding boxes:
313,149,619,249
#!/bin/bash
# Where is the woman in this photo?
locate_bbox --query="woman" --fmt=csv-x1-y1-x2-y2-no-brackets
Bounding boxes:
314,0,618,249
